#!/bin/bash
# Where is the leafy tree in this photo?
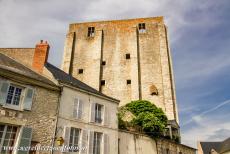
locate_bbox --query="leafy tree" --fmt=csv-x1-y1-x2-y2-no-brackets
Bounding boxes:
118,100,168,138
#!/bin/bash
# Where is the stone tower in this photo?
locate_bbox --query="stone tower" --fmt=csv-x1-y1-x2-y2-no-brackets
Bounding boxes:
62,17,179,122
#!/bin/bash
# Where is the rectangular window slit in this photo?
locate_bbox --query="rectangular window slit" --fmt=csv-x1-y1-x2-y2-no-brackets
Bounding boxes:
78,69,84,74
126,54,130,59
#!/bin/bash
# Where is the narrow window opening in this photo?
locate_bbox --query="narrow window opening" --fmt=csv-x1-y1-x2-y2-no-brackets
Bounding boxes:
126,54,130,59
101,80,105,86
127,80,131,85
88,27,95,37
138,23,146,33
78,69,84,74
102,61,106,66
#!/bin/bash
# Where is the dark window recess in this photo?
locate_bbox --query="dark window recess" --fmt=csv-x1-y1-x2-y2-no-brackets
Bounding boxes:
127,80,131,85
88,27,95,37
78,69,84,74
126,54,130,59
101,80,105,86
138,23,146,33
102,61,106,65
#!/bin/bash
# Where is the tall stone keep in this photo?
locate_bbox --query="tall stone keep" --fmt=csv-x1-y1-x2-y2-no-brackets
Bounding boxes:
62,17,179,122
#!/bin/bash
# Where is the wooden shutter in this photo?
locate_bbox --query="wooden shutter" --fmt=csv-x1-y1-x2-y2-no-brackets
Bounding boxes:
73,98,79,118
103,105,110,126
77,99,83,119
63,127,70,152
103,133,109,154
23,87,34,110
16,127,32,154
0,80,9,106
79,129,87,154
90,103,96,122
88,131,94,154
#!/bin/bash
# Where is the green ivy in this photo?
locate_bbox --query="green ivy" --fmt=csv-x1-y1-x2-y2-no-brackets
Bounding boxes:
118,100,168,138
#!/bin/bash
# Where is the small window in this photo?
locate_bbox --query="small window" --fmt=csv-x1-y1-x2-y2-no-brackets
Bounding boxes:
78,69,84,74
126,54,130,59
69,127,81,152
6,85,22,106
0,124,18,153
102,61,106,66
95,104,103,123
88,27,95,37
127,80,131,85
138,23,146,33
93,132,102,154
101,80,105,86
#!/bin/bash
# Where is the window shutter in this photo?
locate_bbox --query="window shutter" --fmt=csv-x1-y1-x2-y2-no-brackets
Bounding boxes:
103,105,110,126
23,87,34,110
88,131,94,154
77,99,83,119
63,126,70,152
0,80,9,106
73,98,79,118
103,133,109,154
90,103,95,122
79,129,87,154
16,127,32,154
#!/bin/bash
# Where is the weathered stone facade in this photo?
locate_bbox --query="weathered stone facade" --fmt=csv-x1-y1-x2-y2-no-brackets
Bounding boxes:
0,74,59,154
61,17,179,122
0,48,35,67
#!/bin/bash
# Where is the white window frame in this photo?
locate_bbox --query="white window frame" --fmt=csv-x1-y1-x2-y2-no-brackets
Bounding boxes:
95,103,103,124
4,83,24,110
0,124,19,154
69,127,81,152
93,132,102,154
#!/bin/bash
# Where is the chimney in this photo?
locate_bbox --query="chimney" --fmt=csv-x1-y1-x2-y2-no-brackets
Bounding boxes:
32,40,49,73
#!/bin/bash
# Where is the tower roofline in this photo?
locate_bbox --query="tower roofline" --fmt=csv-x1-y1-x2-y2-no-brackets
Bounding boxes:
69,16,164,26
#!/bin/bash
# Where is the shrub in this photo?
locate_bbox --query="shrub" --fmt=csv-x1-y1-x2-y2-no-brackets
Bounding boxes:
118,100,168,138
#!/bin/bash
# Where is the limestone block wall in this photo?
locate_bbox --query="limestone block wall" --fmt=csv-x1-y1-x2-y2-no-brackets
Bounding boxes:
62,17,178,122
0,48,35,67
0,76,59,154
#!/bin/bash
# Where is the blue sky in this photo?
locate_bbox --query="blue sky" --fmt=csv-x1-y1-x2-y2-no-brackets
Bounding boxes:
0,0,230,148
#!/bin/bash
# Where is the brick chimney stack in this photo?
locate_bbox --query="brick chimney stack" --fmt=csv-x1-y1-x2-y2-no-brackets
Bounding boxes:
32,40,50,73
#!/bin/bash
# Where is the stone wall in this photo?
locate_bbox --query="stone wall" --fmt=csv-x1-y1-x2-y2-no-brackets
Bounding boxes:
0,76,59,154
62,17,178,122
119,130,196,154
0,48,35,67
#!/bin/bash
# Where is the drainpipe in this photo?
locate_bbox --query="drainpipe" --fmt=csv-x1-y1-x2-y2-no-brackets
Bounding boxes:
51,85,63,154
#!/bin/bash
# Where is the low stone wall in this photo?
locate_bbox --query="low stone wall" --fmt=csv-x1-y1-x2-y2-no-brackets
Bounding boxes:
119,130,196,154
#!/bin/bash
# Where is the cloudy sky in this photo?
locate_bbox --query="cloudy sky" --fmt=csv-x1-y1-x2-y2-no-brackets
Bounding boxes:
0,0,230,148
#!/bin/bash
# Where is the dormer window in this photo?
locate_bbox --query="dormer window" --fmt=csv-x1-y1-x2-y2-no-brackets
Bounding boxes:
138,23,146,33
88,27,95,37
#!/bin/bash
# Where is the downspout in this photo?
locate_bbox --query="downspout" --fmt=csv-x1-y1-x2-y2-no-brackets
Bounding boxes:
51,85,63,154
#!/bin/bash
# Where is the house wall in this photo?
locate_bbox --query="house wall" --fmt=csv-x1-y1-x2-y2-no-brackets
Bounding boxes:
61,17,178,122
54,86,118,154
0,48,35,67
0,76,59,154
